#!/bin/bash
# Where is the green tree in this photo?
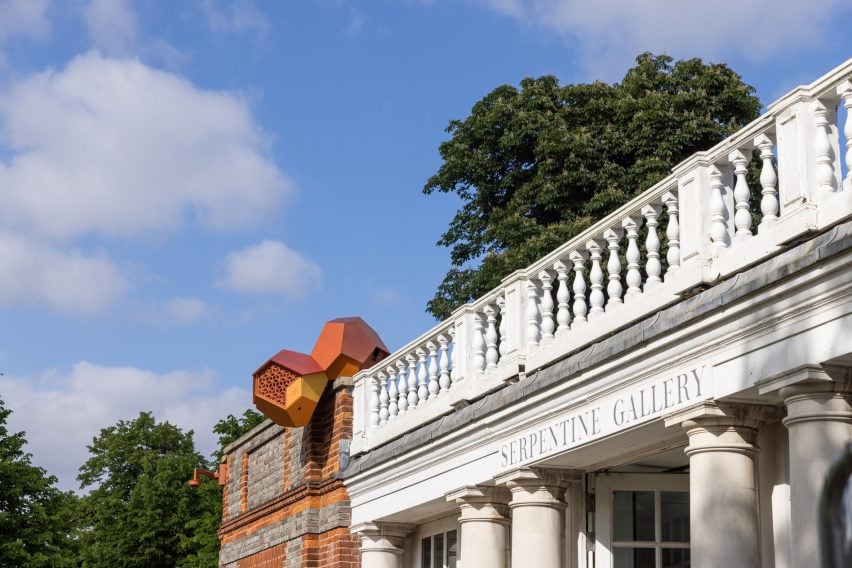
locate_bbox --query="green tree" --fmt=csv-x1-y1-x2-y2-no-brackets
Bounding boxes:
0,398,79,567
210,409,265,463
76,412,208,568
178,409,265,568
423,53,762,319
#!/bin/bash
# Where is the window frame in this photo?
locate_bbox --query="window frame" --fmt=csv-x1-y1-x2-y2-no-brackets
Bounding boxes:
419,528,459,568
595,473,690,568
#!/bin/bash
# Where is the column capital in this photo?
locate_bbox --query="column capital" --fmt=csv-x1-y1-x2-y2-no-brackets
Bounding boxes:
495,466,581,488
495,467,580,510
665,401,779,458
446,485,510,524
664,400,780,429
352,521,415,549
757,364,852,398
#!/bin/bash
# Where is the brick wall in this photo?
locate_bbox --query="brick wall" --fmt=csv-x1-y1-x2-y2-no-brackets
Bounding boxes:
219,380,359,567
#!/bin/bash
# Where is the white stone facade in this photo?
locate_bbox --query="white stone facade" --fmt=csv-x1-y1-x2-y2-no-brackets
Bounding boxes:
343,60,852,568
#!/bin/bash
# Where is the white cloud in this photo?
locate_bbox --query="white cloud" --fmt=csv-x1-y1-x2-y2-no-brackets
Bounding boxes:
0,362,251,491
0,51,291,241
83,0,138,56
197,0,270,38
345,7,367,36
162,297,212,325
475,0,852,78
0,0,51,44
143,296,212,326
0,232,127,314
219,240,321,300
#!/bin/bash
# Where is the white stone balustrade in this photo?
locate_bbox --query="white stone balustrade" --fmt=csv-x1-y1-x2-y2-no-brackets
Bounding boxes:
350,60,852,454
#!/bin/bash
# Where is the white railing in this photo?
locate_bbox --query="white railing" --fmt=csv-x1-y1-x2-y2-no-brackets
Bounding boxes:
350,59,852,454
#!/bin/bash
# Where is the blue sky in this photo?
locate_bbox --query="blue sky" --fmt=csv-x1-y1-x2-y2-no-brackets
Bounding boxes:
0,0,849,489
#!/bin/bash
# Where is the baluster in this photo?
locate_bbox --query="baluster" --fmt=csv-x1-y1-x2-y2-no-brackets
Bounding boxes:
814,100,837,195
622,216,642,299
472,312,486,373
709,165,729,254
416,348,428,406
449,326,459,384
426,341,439,399
367,374,379,429
729,149,753,238
386,365,398,419
406,354,418,409
539,271,555,342
396,360,408,415
484,305,499,368
554,260,571,337
662,192,680,275
754,134,779,230
497,294,508,357
525,280,540,348
585,240,604,319
569,250,587,325
603,228,623,307
378,371,389,425
839,83,852,191
437,334,451,394
642,204,662,287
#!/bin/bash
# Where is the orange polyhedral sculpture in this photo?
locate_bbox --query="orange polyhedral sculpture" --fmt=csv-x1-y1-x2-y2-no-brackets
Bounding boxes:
252,317,389,427
253,350,328,428
311,317,390,380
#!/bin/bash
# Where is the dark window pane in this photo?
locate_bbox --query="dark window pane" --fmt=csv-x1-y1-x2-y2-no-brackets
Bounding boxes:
421,537,431,568
661,492,690,543
447,530,458,568
434,533,444,568
613,547,656,568
614,491,655,542
662,547,690,568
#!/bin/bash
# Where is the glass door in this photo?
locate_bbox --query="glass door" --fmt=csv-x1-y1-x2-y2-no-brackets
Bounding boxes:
595,474,690,568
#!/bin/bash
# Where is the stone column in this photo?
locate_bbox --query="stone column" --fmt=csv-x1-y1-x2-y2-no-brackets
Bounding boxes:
666,402,774,568
446,485,511,568
352,522,414,568
778,366,852,567
495,468,577,568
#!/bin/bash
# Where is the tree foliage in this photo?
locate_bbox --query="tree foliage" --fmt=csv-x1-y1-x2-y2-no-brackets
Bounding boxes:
0,398,79,567
0,396,266,568
424,53,762,319
76,412,209,568
211,409,265,463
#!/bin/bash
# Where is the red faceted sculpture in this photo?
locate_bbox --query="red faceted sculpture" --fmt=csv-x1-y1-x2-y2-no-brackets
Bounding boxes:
311,317,389,380
252,317,388,427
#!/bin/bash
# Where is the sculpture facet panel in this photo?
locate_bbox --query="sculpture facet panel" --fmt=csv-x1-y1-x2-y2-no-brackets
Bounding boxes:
311,316,390,379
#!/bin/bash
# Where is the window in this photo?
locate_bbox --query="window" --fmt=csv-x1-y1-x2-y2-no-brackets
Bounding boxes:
612,490,689,568
596,474,690,568
420,529,458,568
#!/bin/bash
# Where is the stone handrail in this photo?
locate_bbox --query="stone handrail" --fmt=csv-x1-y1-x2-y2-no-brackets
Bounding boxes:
350,59,852,455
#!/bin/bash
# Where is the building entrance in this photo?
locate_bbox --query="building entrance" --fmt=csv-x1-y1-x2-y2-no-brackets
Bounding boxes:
595,474,690,568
